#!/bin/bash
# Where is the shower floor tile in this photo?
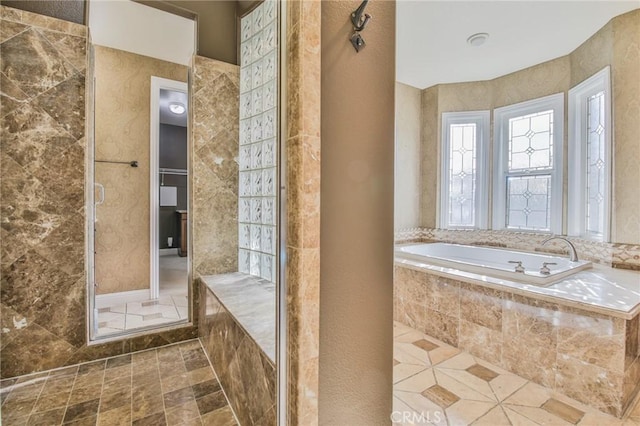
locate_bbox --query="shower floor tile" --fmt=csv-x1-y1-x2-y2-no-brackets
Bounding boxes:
0,340,238,426
393,321,640,426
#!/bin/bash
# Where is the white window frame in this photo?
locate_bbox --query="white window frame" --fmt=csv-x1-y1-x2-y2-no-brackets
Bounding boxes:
439,111,490,229
492,93,564,234
568,66,611,242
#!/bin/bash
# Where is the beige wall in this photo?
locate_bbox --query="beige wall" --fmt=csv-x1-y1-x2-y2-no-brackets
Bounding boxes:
414,9,640,243
319,1,395,424
395,82,421,230
94,45,187,294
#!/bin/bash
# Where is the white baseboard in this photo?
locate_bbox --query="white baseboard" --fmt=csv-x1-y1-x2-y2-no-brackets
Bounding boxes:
96,289,151,308
159,248,179,257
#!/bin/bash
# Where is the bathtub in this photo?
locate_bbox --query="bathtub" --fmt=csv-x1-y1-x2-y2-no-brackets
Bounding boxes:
396,242,592,286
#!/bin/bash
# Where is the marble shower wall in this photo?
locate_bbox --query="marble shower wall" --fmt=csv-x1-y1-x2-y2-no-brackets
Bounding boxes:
285,1,321,424
199,280,276,424
0,6,88,377
417,9,640,244
191,56,239,278
0,6,198,379
93,45,187,295
394,265,640,418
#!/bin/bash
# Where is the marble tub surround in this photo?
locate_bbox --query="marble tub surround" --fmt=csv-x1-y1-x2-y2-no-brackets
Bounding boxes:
199,278,276,425
200,272,275,362
396,251,640,318
393,321,640,426
191,55,239,278
395,227,640,271
0,340,238,425
394,264,640,417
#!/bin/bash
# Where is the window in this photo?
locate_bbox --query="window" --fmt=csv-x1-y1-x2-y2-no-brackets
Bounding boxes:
493,94,564,233
439,111,489,229
568,67,611,241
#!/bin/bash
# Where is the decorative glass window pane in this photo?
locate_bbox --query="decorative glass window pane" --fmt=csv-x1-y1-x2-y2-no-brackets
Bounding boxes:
508,110,553,171
447,123,476,227
586,91,606,237
506,175,551,231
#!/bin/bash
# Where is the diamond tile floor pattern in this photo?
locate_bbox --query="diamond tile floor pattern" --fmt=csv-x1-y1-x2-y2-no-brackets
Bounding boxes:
393,321,640,426
0,340,237,426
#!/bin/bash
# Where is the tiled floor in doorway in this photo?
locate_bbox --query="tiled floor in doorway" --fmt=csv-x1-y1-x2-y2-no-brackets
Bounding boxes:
97,254,189,335
0,340,237,426
393,321,640,426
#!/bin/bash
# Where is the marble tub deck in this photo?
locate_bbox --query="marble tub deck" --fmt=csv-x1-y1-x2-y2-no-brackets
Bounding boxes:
393,321,640,426
200,272,276,362
395,253,640,319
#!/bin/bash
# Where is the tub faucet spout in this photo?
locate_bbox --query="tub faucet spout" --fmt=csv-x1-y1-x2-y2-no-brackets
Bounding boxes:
540,237,579,262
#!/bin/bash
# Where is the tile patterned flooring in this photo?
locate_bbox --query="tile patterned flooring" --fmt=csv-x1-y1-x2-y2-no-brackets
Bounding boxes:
97,255,189,336
393,321,640,426
0,340,237,426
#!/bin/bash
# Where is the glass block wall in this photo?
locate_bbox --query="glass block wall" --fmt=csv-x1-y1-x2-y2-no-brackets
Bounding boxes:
238,0,278,282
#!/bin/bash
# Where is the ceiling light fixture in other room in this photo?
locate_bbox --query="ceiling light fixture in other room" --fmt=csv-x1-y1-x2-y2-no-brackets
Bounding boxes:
169,102,186,115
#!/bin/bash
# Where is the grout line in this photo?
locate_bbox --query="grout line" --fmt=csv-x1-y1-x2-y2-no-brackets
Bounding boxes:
195,338,240,425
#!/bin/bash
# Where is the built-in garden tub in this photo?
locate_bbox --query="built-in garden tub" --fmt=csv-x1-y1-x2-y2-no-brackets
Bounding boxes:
394,242,640,418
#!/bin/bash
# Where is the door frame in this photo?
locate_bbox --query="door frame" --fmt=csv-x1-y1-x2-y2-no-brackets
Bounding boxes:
150,76,189,299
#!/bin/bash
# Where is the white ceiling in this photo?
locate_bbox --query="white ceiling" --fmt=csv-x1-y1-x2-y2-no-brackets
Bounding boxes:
397,1,640,89
88,0,195,66
160,89,188,127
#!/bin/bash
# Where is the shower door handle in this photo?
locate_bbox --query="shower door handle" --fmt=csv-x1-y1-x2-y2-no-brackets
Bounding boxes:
95,183,105,205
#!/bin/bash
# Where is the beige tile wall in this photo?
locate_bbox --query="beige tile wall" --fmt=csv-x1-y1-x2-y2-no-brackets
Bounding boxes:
93,45,187,294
